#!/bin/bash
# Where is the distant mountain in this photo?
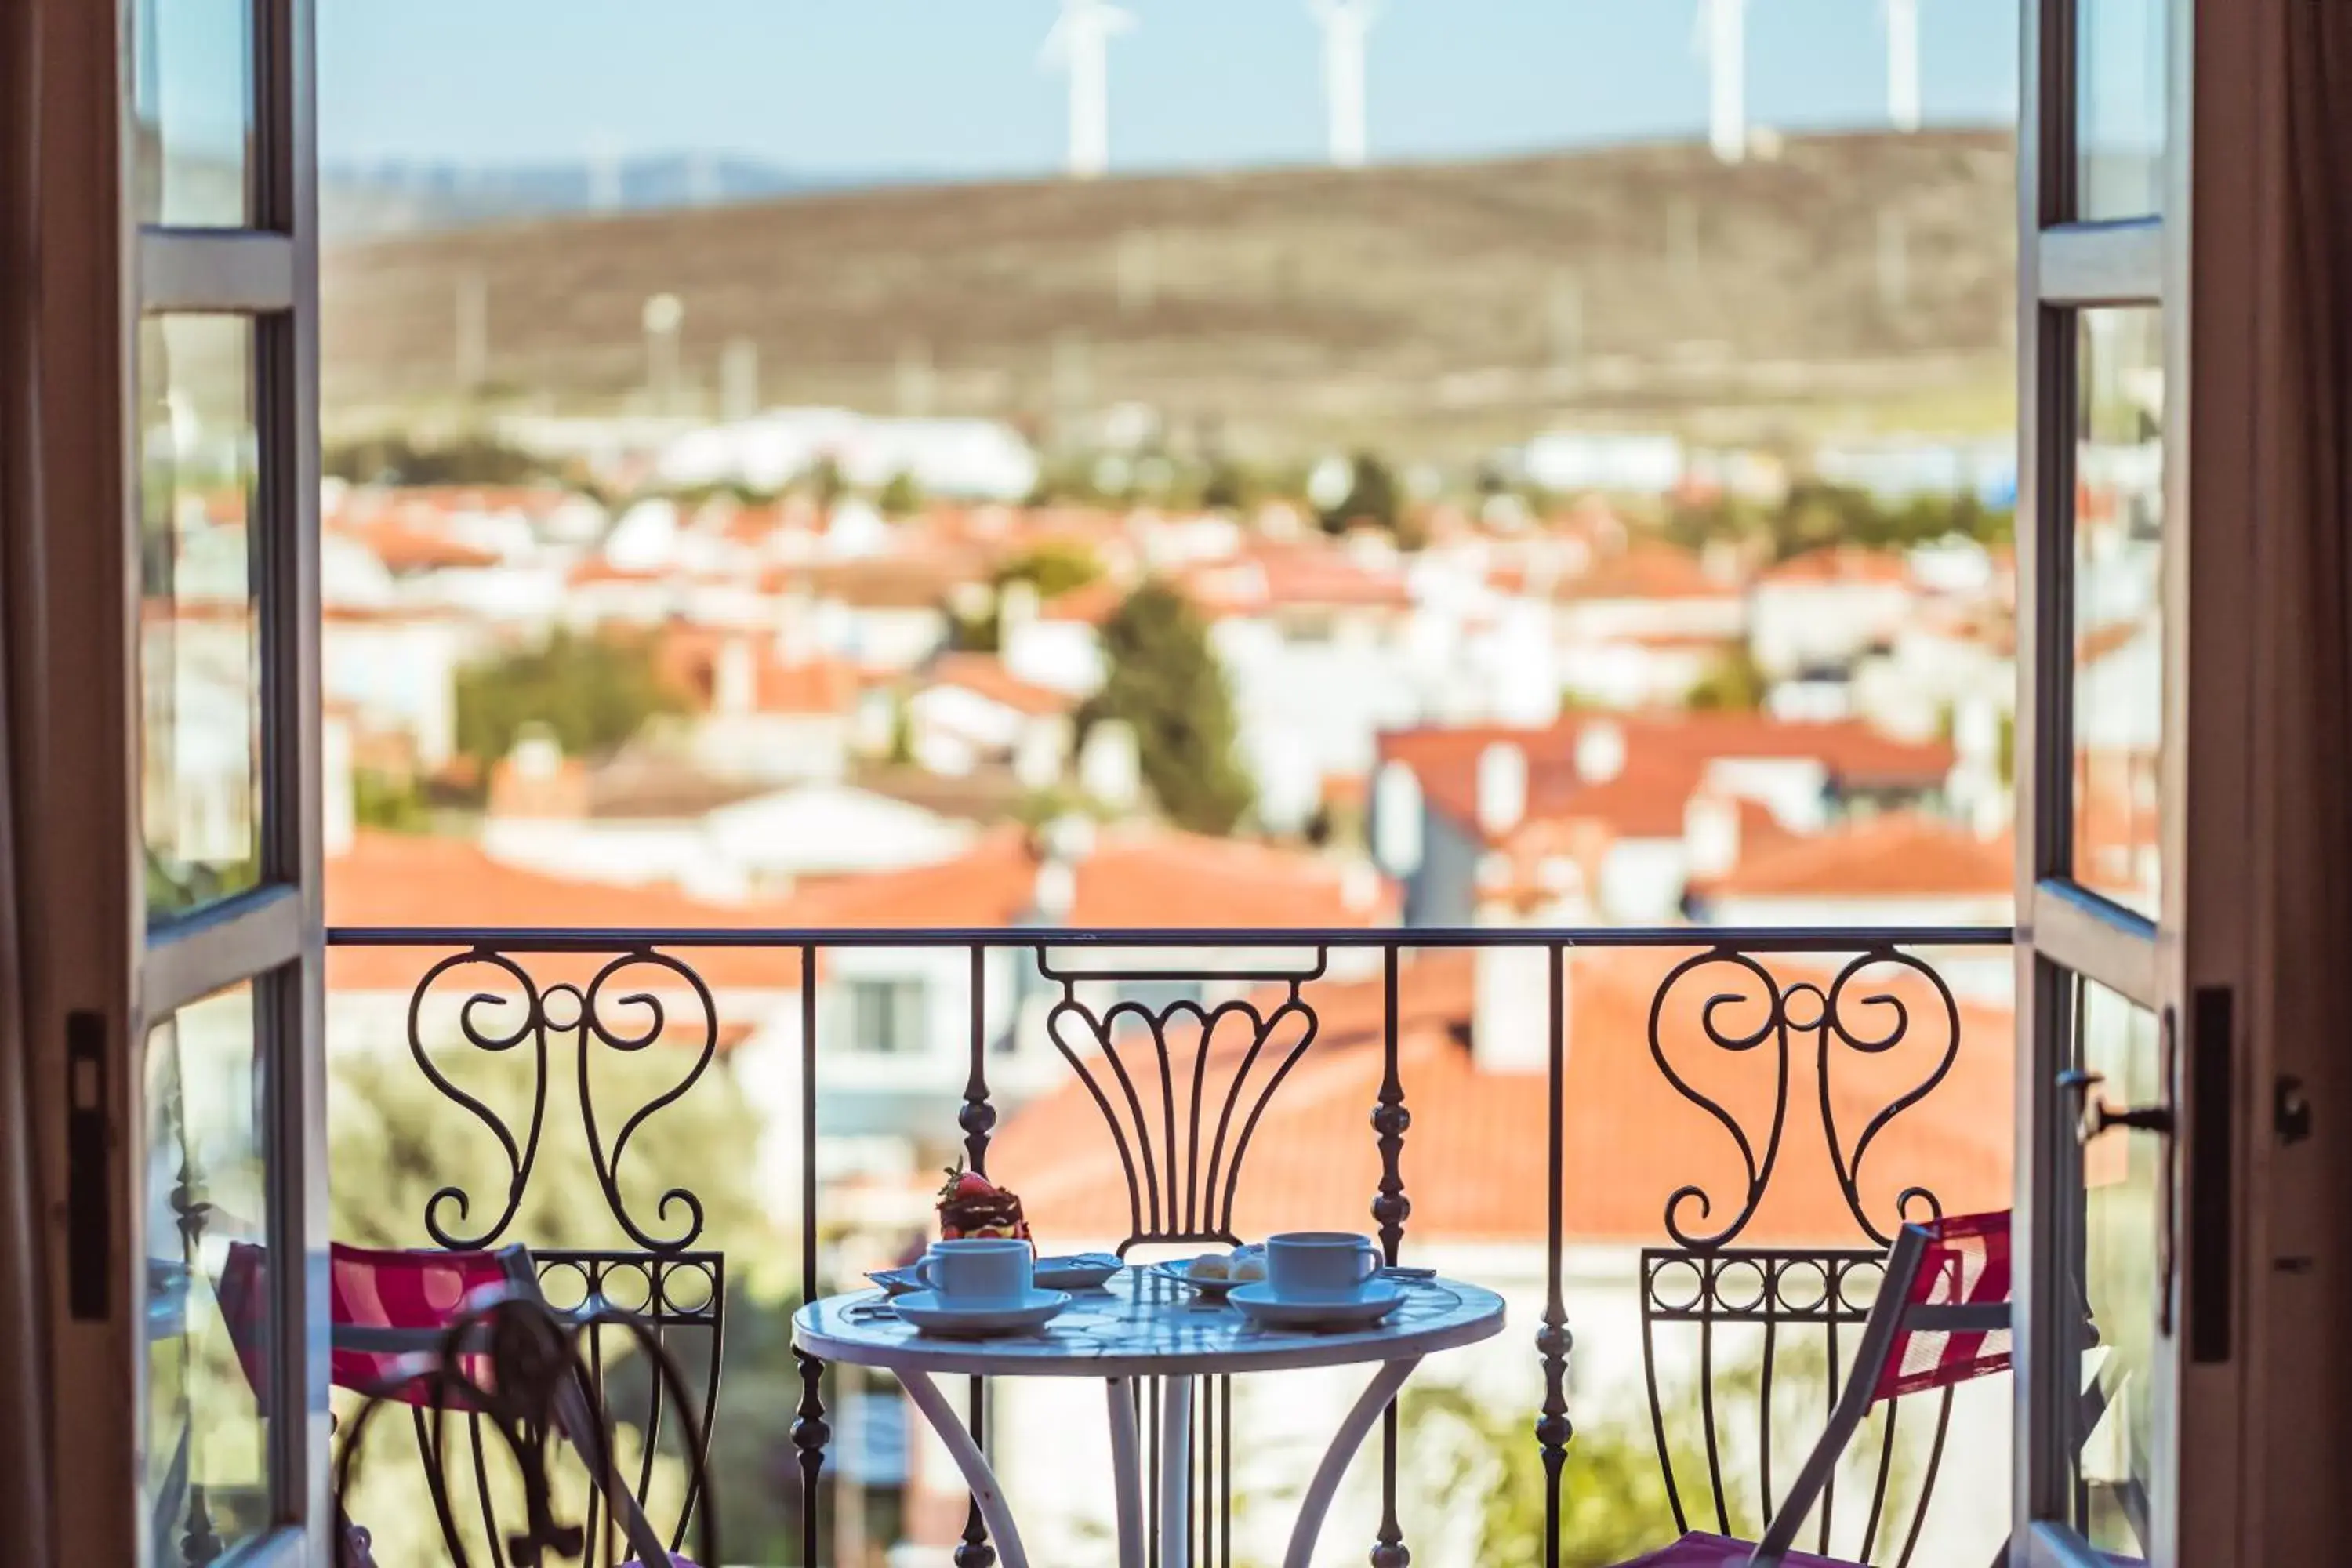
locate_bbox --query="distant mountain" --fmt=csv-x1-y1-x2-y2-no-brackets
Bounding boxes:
322,155,935,238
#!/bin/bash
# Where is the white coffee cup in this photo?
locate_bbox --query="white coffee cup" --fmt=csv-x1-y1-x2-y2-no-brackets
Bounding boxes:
1265,1232,1381,1301
917,1238,1033,1306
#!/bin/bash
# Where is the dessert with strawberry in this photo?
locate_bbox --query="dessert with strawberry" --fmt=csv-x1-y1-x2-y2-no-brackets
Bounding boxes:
936,1160,1033,1247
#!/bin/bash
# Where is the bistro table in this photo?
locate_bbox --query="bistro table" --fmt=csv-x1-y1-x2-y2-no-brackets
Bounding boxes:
793,1265,1506,1568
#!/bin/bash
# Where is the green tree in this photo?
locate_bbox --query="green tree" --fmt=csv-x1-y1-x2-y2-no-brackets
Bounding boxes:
352,768,430,833
321,431,554,487
956,540,1105,652
453,630,682,775
1688,644,1770,712
1319,450,1403,537
1081,580,1254,835
877,470,924,519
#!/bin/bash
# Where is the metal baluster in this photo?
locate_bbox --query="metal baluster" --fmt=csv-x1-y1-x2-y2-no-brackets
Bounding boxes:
1536,945,1574,1568
180,1485,223,1566
957,946,996,1568
1370,946,1411,1568
793,946,828,1568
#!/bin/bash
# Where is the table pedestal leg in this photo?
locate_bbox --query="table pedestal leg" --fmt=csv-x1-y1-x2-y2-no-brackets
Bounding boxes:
1107,1378,1145,1568
895,1370,1029,1568
1282,1357,1421,1568
1161,1374,1196,1568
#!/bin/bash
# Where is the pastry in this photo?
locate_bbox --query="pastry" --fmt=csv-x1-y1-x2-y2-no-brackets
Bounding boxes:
936,1160,1033,1247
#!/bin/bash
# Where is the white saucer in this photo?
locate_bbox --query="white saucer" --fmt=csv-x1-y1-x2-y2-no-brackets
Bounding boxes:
1229,1280,1403,1330
1146,1259,1254,1298
891,1288,1072,1337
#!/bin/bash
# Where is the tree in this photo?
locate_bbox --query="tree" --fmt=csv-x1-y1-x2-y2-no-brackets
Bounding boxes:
1319,450,1403,537
956,541,1105,652
322,431,554,487
453,630,682,775
1081,580,1254,835
1688,645,1770,712
877,470,924,519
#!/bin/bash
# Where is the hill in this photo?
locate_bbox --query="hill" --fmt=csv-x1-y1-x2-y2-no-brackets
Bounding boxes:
320,130,2018,460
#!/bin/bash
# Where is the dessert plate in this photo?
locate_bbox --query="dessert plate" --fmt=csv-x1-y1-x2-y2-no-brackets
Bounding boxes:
891,1288,1072,1337
1229,1280,1403,1331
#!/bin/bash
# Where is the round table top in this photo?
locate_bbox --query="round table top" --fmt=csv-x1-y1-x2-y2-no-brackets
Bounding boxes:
793,1267,1507,1379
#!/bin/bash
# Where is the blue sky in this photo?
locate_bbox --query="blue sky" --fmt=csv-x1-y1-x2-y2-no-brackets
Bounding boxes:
319,0,2040,175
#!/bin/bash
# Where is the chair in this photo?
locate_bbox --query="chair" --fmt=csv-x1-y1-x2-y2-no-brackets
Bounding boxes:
1610,1210,2014,1568
220,1242,701,1568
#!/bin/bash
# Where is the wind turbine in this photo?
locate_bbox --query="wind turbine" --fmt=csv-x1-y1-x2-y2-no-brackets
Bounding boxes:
1041,0,1137,180
1308,0,1377,169
1883,0,1922,132
1691,0,1748,164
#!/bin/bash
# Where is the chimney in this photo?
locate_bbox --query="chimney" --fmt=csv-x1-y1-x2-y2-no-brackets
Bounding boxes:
715,637,757,714
1684,790,1742,880
999,578,1040,644
1472,942,1559,1077
1371,760,1425,877
323,710,355,859
1079,719,1141,811
1027,815,1092,925
1476,742,1527,838
1575,719,1627,785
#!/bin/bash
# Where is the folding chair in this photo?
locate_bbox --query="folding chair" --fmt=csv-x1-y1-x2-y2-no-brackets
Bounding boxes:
220,1241,691,1567
1605,1210,2015,1568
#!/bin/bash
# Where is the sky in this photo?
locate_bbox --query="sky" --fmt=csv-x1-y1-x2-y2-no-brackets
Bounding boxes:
316,0,2050,176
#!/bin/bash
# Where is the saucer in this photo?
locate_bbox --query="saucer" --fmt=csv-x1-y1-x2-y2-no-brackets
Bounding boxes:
1031,1253,1123,1290
1229,1280,1403,1330
891,1288,1072,1337
1145,1259,1256,1298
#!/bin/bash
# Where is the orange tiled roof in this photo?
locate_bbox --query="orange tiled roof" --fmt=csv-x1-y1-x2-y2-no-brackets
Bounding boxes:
325,830,804,993
924,654,1074,718
1569,541,1733,601
1380,715,1955,846
991,948,2013,1247
1693,814,2013,898
1760,545,1911,588
775,825,1389,931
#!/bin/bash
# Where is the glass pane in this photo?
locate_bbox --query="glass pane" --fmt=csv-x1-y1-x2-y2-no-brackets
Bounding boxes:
141,315,263,920
2067,977,2158,1561
132,0,254,227
2071,307,2163,917
145,981,276,1561
2076,0,2167,220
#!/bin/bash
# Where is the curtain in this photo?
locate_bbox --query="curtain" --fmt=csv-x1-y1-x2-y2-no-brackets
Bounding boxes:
2256,0,2352,1545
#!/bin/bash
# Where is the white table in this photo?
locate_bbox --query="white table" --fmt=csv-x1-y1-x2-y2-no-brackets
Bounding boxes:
793,1268,1505,1568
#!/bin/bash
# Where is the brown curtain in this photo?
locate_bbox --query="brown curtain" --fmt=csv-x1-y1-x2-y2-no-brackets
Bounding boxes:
2254,1,2352,1547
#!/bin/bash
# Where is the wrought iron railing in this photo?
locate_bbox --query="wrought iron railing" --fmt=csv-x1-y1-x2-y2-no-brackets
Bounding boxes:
321,922,2013,1568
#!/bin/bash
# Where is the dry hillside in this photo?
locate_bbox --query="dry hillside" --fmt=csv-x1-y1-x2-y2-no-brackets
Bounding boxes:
321,129,2017,458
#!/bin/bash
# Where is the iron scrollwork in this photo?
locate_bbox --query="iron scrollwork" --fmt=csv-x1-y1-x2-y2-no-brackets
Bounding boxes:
405,946,721,1255
1648,945,1960,1250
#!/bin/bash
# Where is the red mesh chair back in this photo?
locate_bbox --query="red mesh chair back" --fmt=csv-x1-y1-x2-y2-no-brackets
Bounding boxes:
217,1241,527,1410
1870,1209,2013,1403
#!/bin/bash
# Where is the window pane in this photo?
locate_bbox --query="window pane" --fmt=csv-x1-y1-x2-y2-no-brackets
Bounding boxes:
132,0,254,227
2071,307,2163,918
2067,977,2158,1560
141,315,263,920
2076,0,2166,220
145,981,276,1561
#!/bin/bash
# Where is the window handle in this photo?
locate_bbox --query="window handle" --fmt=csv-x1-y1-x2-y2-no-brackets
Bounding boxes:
2058,1068,2176,1144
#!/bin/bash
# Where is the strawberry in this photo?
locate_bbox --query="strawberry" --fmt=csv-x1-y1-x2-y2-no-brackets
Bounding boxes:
938,1160,996,1203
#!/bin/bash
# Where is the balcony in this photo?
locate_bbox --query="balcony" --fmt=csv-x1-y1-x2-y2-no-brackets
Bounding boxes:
295,918,2016,1568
